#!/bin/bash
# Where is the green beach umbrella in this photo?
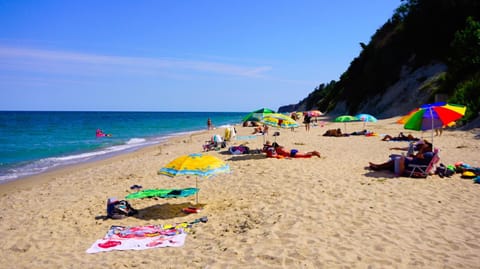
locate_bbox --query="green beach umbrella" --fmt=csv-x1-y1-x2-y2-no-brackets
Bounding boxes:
242,108,275,122
334,115,359,132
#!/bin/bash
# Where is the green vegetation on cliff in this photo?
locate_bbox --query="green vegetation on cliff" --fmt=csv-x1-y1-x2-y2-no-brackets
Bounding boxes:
283,0,480,123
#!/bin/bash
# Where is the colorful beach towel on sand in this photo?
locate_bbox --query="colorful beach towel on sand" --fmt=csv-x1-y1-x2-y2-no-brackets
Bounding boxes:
125,188,198,200
86,223,188,253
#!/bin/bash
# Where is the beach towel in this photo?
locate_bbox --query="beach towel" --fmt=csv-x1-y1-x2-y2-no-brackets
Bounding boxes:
125,188,198,200
228,145,250,155
86,223,188,253
235,135,258,140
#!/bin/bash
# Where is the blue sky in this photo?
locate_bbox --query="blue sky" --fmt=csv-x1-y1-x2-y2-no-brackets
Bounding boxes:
0,0,401,112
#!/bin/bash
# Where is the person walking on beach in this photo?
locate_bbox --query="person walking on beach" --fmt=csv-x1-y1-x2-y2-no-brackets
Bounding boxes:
207,118,213,130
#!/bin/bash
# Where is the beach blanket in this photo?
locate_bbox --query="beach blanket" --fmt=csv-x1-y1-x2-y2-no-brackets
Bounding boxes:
125,188,198,200
86,223,188,253
235,135,258,140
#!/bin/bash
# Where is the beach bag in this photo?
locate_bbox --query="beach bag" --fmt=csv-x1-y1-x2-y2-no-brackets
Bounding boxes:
107,198,138,219
435,163,455,178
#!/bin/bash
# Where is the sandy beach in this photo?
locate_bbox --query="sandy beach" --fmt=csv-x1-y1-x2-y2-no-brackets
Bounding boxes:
0,116,479,268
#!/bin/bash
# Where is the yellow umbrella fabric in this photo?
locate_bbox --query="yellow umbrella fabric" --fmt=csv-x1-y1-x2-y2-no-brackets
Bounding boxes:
158,153,230,204
262,113,299,128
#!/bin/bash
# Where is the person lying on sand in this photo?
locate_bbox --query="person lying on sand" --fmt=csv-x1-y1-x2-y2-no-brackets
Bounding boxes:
381,132,420,141
349,129,368,136
323,128,348,137
263,141,321,158
252,126,264,134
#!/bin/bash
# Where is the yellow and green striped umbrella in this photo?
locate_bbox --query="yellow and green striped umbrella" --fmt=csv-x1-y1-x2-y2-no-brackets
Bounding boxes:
159,153,230,204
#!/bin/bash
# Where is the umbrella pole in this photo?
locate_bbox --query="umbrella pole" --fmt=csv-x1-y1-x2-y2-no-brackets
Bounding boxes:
430,108,434,151
195,177,199,205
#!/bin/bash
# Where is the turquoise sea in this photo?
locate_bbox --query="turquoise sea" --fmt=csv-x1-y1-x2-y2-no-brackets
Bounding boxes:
0,111,245,183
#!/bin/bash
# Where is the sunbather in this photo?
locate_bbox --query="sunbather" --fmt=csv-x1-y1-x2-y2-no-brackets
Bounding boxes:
323,128,347,137
252,126,263,134
349,129,369,136
264,141,321,158
381,132,419,141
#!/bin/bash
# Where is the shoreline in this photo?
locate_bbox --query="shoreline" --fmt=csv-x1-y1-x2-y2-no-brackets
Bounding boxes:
0,128,212,186
0,117,479,268
0,129,212,195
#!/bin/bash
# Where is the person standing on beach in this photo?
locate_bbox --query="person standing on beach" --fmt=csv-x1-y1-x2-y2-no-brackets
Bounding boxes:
207,118,213,130
304,113,311,132
435,126,444,136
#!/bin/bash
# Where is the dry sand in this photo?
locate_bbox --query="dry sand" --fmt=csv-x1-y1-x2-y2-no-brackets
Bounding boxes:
0,117,479,268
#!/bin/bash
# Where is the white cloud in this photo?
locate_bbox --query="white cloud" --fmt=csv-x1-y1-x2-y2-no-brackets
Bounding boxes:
0,45,272,78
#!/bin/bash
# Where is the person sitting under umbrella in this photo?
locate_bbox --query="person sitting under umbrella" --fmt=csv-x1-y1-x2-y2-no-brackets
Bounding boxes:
389,139,432,157
263,141,321,158
368,150,434,174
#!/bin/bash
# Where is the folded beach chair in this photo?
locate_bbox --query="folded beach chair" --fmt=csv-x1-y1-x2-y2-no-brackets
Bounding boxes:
406,149,440,178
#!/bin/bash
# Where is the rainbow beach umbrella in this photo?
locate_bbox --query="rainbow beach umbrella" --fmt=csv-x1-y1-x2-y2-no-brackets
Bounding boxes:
159,153,230,205
403,102,466,148
397,108,420,124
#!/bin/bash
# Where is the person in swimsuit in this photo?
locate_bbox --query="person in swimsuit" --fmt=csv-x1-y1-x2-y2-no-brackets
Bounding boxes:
303,113,311,132
207,118,213,130
381,132,419,141
264,141,321,158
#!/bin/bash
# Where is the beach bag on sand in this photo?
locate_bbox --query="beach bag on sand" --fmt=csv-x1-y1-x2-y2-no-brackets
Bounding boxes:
435,163,455,178
106,198,138,219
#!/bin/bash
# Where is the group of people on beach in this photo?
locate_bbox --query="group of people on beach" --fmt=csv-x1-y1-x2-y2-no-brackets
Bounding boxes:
212,114,438,178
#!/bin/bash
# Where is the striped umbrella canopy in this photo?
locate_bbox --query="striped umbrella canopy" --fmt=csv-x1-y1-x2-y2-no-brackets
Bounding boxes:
242,108,275,122
404,102,466,149
397,108,420,124
404,102,466,131
158,153,230,204
262,113,299,129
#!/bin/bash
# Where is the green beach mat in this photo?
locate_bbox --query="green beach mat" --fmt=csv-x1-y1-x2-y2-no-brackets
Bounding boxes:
125,188,199,200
